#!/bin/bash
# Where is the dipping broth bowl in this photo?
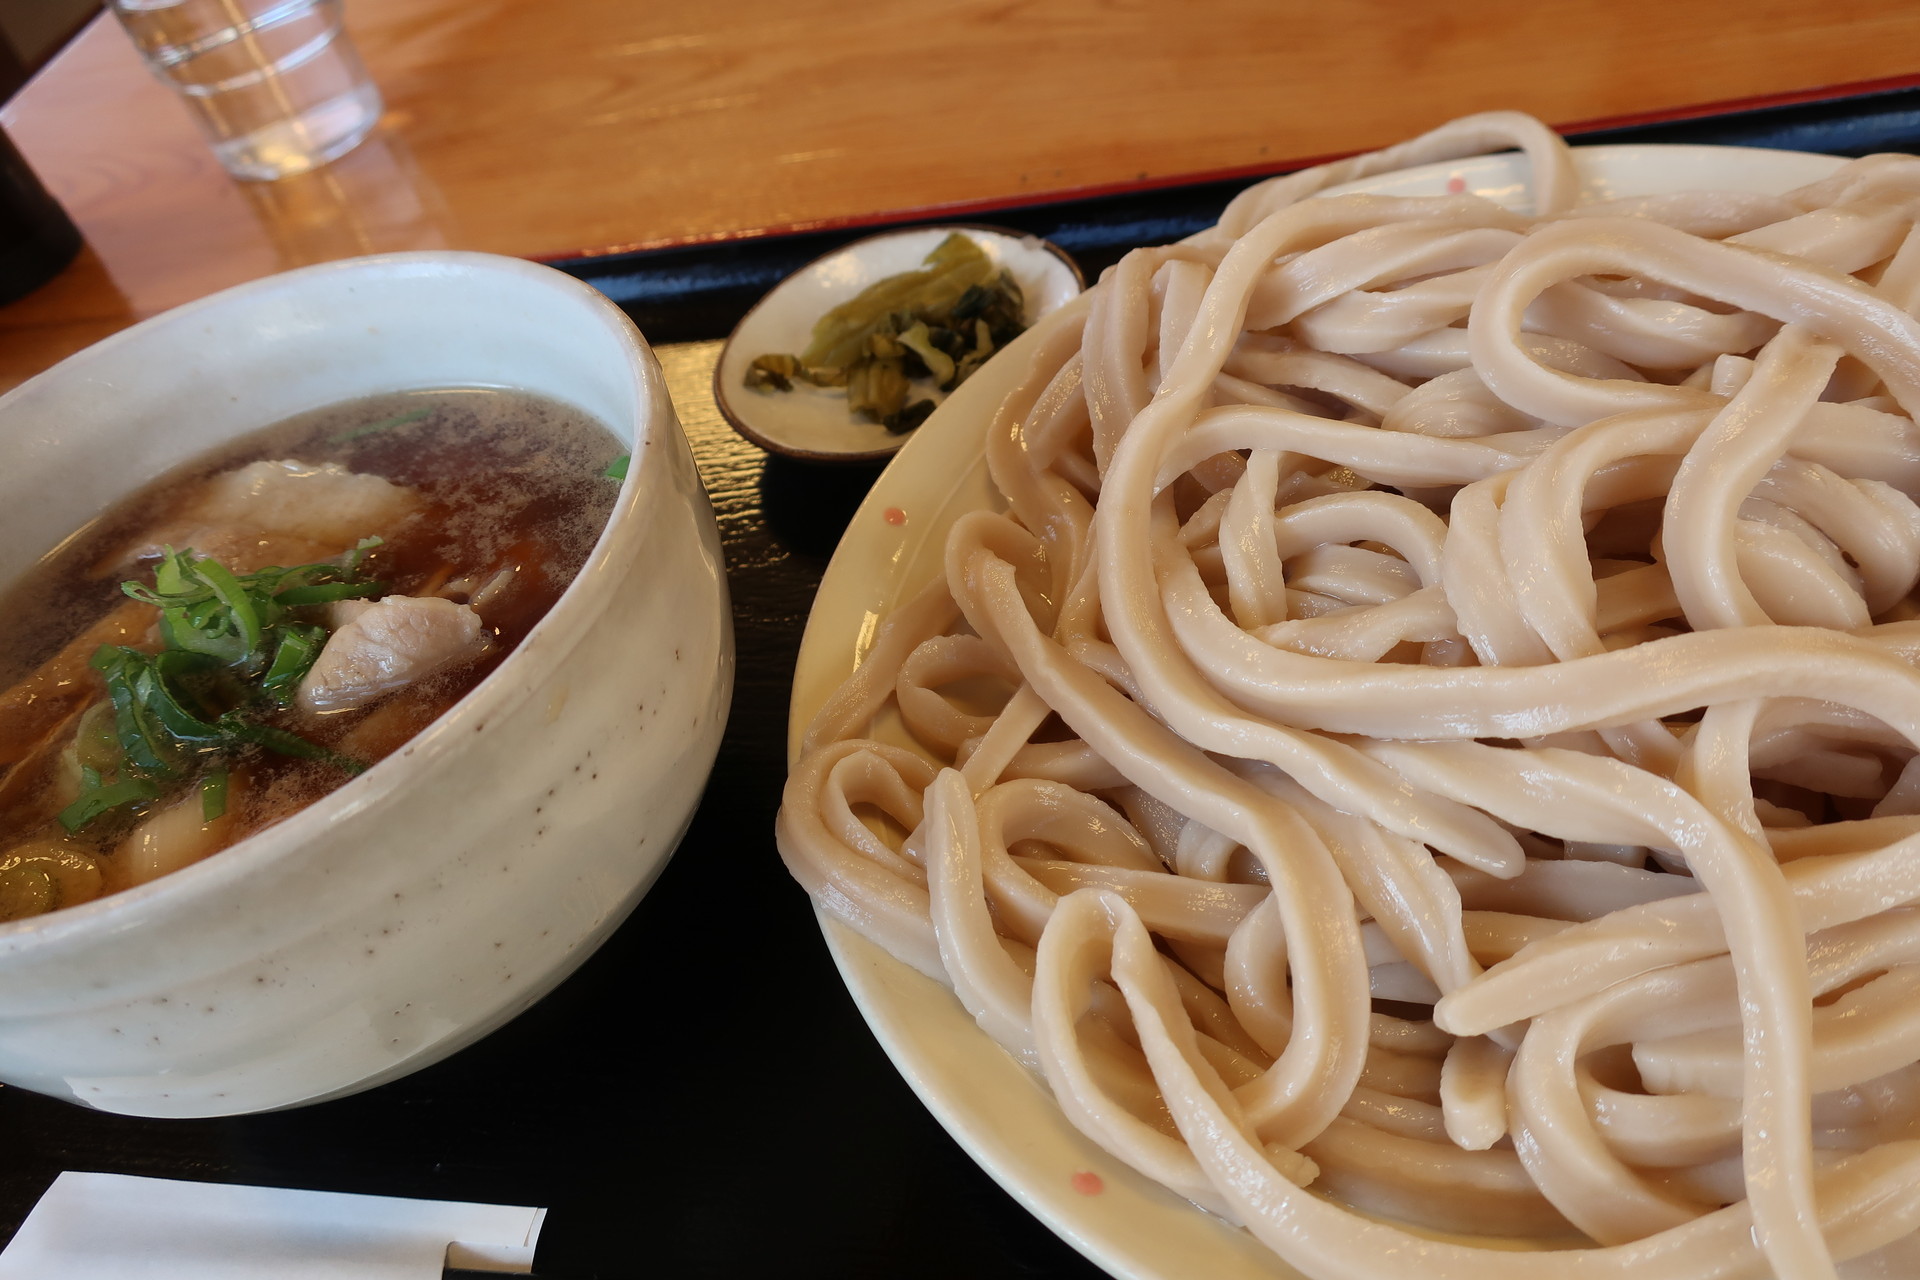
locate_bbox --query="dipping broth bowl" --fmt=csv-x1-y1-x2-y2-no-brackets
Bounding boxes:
0,251,732,1117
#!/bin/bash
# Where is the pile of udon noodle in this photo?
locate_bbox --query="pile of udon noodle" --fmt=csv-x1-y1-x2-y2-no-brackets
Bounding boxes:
777,113,1920,1279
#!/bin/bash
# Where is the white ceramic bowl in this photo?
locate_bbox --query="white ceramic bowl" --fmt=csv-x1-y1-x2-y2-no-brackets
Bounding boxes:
0,251,732,1118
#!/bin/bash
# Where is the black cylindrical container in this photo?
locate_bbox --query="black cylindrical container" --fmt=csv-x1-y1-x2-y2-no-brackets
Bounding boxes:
0,128,80,306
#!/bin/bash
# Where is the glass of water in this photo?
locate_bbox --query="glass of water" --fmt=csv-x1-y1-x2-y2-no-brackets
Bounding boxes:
108,0,384,182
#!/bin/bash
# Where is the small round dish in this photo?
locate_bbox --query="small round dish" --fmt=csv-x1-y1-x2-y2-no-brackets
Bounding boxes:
714,224,1084,464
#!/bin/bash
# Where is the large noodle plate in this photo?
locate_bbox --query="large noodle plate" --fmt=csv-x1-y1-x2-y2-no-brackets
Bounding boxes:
785,137,1919,1279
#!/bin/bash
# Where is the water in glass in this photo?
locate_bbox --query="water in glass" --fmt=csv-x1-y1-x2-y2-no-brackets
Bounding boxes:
110,0,383,181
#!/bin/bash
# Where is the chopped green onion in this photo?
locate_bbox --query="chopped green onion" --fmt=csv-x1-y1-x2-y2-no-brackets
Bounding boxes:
161,602,247,664
60,542,390,833
260,623,326,704
94,646,184,777
153,550,189,597
58,776,160,833
216,713,365,775
191,556,262,657
602,455,629,480
73,703,119,773
200,769,229,822
139,653,228,745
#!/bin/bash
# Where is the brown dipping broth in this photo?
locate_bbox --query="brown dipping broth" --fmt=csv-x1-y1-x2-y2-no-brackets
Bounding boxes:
0,387,624,902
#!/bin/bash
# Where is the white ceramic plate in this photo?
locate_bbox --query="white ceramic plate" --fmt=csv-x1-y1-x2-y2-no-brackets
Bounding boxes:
715,225,1084,462
786,144,1848,1279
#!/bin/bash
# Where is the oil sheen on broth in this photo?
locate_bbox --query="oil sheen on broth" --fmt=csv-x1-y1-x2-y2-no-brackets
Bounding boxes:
0,388,624,921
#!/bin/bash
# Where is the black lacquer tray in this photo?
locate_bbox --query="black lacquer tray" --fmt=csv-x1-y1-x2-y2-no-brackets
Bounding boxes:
5,83,1919,1279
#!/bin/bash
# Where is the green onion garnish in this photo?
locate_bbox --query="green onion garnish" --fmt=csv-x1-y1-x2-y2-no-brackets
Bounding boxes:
200,769,230,822
59,776,161,834
60,544,385,833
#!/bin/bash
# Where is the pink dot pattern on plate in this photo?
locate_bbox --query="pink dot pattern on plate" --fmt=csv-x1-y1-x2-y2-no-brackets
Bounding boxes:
884,507,908,526
1446,174,1467,194
1070,1171,1104,1195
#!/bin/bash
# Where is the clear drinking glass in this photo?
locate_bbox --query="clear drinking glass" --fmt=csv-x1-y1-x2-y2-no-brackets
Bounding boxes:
108,0,384,182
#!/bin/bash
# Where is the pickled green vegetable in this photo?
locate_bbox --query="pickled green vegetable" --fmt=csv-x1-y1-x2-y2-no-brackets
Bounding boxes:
748,233,1030,435
847,357,911,424
896,320,955,387
800,234,999,368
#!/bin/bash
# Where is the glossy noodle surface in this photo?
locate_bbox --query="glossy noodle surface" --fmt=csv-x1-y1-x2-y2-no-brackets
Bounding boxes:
777,114,1920,1278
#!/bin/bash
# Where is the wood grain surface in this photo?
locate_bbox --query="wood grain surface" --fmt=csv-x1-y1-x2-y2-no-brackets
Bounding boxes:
3,0,1920,388
1,7,1918,1272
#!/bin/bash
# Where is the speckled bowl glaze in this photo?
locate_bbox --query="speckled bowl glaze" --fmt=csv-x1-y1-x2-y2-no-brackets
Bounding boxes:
0,252,732,1117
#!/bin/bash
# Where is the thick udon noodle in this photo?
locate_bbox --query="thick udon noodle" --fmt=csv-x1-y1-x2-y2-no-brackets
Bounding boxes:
777,114,1920,1278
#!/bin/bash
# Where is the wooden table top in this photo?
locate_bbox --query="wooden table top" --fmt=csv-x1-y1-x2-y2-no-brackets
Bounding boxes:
2,8,1919,1273
3,0,1919,392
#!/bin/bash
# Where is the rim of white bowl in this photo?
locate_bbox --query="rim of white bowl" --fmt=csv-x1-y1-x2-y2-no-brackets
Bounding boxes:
0,250,665,952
